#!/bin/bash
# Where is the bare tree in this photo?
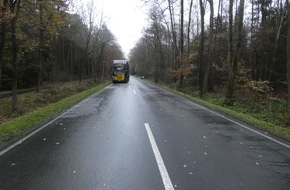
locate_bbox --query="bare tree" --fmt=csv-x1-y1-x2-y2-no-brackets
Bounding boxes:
0,0,9,90
167,0,179,72
9,0,21,111
233,0,245,76
78,0,103,82
37,0,44,92
178,0,184,87
198,0,205,93
201,0,214,97
187,0,193,53
143,5,166,83
226,0,245,103
287,0,290,112
97,24,115,81
226,0,234,103
270,0,285,81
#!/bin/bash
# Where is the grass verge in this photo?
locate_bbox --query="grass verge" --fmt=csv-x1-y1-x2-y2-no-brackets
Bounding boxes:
150,81,290,142
0,81,110,146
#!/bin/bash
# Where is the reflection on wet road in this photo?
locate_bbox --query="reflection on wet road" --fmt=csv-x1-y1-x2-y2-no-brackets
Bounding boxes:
0,76,289,190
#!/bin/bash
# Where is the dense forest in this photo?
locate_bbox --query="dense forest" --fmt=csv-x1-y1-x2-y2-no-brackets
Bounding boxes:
0,0,124,110
1,0,290,122
129,0,290,116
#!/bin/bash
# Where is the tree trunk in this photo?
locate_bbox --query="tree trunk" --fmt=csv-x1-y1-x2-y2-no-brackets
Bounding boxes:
167,0,179,78
178,0,184,88
198,0,205,93
201,0,214,97
153,18,164,83
0,0,8,90
287,0,290,112
226,0,245,104
98,43,105,82
250,0,255,79
226,0,234,103
269,0,284,81
70,41,73,79
217,0,223,28
10,0,21,111
187,0,193,53
233,0,245,73
62,38,65,73
37,0,44,92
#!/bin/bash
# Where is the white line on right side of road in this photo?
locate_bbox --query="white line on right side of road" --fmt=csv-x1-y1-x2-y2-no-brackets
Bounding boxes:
191,102,290,149
145,123,174,190
133,89,137,94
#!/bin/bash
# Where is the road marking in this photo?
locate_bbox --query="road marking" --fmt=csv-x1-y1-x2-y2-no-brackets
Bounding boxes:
0,109,70,156
191,103,290,149
145,123,174,190
140,79,289,148
133,89,137,94
0,94,97,156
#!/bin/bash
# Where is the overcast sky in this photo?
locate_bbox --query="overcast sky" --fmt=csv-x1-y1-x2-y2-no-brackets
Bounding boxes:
91,0,149,58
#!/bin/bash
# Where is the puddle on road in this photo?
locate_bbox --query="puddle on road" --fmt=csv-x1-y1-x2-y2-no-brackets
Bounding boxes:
243,136,266,142
192,109,233,126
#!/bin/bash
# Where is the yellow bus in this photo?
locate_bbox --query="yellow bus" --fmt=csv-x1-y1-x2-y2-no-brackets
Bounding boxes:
111,60,130,83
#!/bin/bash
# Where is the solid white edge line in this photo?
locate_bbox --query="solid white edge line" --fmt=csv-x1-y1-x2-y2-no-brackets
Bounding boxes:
133,89,137,94
191,102,290,149
0,91,99,157
0,109,70,156
139,79,288,149
145,123,174,190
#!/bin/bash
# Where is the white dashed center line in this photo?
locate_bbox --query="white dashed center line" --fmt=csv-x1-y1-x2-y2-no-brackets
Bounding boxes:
145,123,174,190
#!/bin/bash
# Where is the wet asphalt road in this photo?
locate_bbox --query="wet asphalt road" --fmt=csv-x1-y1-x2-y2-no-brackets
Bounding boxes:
0,76,289,190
